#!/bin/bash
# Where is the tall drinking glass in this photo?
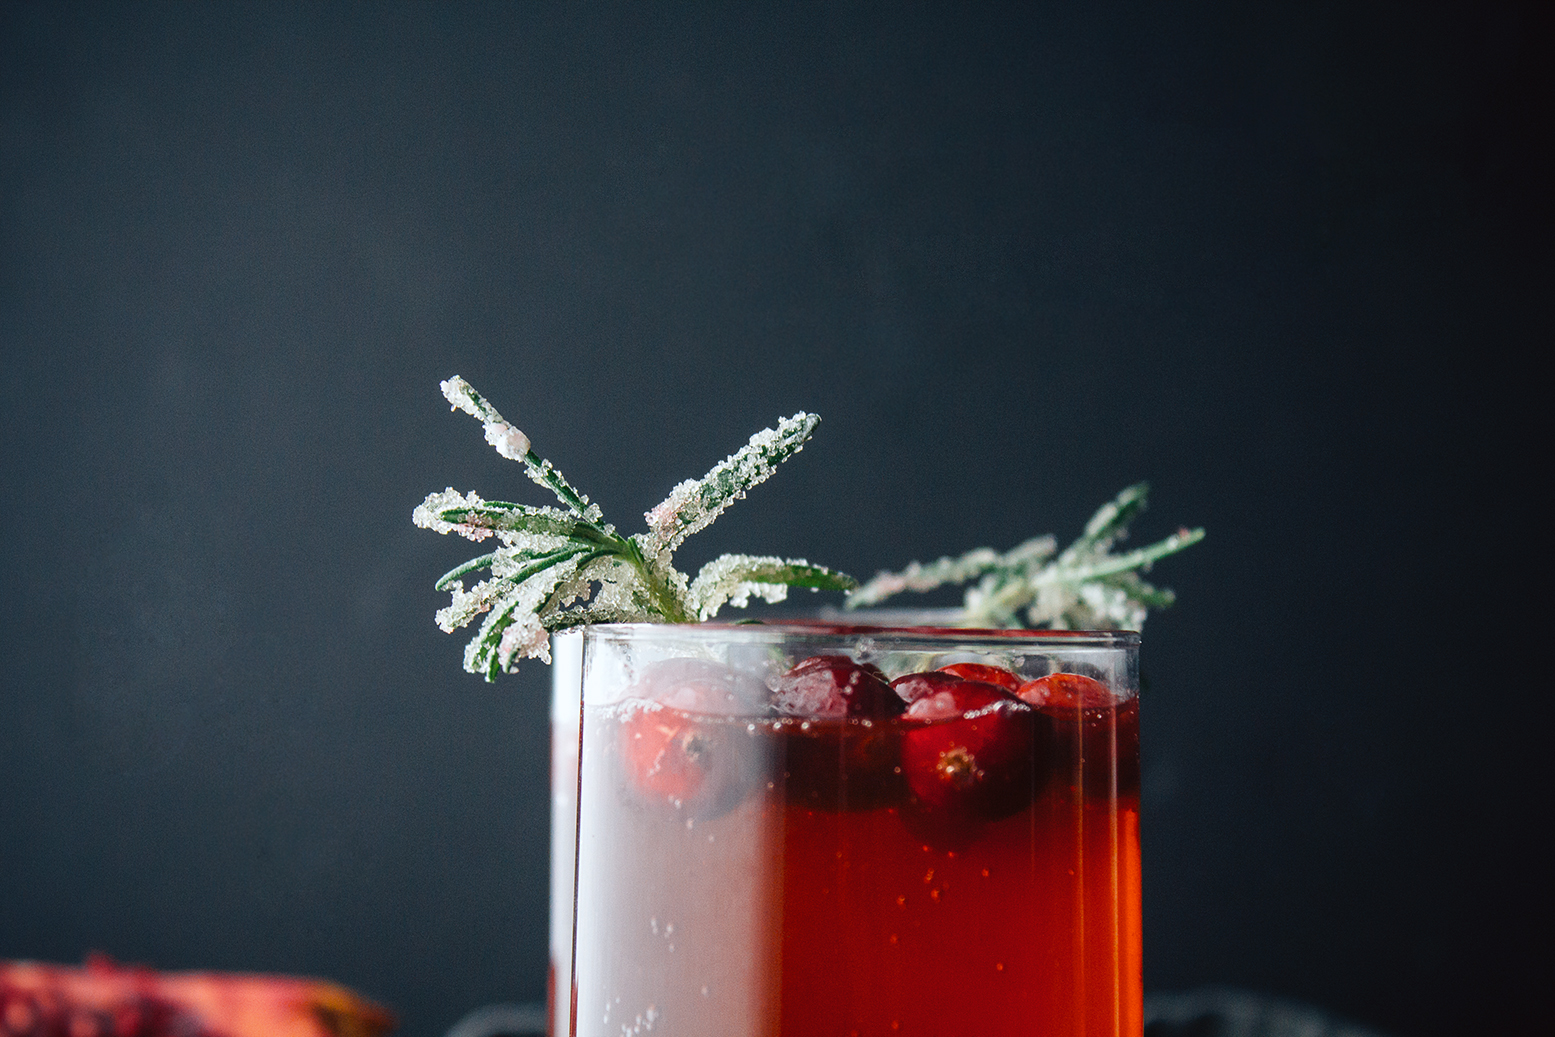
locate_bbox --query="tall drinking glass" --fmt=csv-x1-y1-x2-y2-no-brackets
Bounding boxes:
568,622,1141,1037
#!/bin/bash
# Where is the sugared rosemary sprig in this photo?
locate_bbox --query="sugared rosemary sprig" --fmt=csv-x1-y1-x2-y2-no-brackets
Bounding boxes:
413,377,856,678
846,483,1203,630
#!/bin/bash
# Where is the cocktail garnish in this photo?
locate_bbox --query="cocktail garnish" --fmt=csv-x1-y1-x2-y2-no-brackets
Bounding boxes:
413,377,856,678
416,379,1204,676
845,482,1204,630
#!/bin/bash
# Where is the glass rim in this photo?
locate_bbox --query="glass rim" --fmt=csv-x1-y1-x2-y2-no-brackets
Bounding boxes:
579,621,1140,650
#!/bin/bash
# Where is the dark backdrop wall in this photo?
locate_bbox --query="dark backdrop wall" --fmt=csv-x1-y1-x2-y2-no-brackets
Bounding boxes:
2,3,1548,1036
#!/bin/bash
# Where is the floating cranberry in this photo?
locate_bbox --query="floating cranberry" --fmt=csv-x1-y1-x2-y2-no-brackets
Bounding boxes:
889,670,967,705
1014,671,1117,710
769,653,906,810
937,662,1022,693
1017,673,1138,800
617,659,763,820
772,655,902,718
900,679,1036,821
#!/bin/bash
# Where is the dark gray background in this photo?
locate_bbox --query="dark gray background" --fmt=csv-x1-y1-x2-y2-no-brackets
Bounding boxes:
2,3,1548,1036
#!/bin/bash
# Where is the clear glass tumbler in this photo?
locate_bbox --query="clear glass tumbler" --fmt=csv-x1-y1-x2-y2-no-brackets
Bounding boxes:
567,622,1141,1037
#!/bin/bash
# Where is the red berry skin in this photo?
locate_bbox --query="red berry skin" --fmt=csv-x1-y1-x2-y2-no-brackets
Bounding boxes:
937,662,1022,693
772,655,903,718
618,660,763,820
900,679,1037,822
1014,672,1117,709
774,655,906,810
1017,673,1138,800
889,670,968,705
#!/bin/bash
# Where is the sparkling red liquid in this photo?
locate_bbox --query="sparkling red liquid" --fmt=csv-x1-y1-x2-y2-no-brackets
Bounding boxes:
570,684,1140,1037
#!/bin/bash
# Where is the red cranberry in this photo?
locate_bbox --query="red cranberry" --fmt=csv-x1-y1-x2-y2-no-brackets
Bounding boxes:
937,662,1022,693
772,655,902,718
1014,672,1117,709
1018,673,1139,801
900,678,1036,821
617,659,763,820
889,670,967,705
770,651,906,811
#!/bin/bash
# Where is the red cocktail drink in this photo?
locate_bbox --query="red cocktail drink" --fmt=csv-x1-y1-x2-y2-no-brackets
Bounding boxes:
570,624,1140,1037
